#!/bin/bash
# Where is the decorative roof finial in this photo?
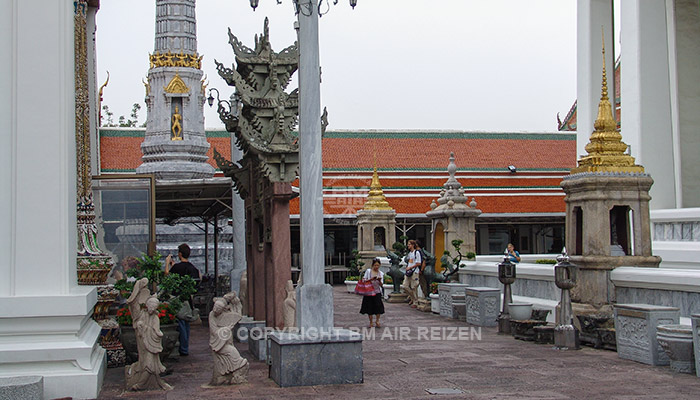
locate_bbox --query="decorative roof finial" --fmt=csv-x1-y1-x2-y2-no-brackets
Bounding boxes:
571,28,644,174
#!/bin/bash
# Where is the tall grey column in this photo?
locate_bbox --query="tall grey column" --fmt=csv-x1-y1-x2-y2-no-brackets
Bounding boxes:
620,0,676,209
576,0,614,158
296,0,333,330
230,141,246,293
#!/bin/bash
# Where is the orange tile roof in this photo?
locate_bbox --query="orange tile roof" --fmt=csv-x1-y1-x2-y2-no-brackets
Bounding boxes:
99,129,573,215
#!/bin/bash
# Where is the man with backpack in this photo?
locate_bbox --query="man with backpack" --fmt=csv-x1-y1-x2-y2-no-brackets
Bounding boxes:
402,239,422,308
416,240,429,300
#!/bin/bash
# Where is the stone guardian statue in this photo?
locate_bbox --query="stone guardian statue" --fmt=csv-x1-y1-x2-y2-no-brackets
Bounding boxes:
208,294,249,386
282,280,296,330
124,277,172,391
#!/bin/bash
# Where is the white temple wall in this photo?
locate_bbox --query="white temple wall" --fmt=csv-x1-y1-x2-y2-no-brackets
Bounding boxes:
0,1,105,398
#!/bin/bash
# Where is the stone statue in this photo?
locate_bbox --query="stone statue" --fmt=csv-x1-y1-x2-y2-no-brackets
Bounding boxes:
208,294,249,386
422,250,444,290
386,250,405,294
171,105,182,140
239,269,248,316
282,280,296,330
124,278,172,391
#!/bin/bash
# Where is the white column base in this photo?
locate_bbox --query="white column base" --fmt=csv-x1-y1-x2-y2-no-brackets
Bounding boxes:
0,286,106,400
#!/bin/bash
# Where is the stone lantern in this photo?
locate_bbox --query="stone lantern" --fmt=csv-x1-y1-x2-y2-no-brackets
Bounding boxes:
497,253,516,334
554,250,580,350
356,165,396,270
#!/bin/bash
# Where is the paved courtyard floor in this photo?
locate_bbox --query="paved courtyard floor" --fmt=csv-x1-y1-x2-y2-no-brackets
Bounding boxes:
98,285,700,399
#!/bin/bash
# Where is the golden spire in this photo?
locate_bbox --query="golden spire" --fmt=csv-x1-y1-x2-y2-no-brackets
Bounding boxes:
571,30,644,174
362,162,393,211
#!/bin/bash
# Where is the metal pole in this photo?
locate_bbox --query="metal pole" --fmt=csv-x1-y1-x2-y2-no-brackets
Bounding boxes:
204,218,209,275
214,215,219,294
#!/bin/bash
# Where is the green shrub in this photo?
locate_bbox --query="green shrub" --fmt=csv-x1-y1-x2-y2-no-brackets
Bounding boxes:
346,275,360,281
535,259,557,264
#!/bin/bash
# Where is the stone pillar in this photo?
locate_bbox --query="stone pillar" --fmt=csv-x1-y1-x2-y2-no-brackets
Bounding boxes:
296,0,333,331
671,0,700,208
576,0,615,159
0,1,105,398
265,182,293,328
230,143,246,294
619,0,677,209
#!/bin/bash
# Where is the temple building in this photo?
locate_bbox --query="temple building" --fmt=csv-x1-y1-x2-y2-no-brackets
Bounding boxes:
99,128,574,262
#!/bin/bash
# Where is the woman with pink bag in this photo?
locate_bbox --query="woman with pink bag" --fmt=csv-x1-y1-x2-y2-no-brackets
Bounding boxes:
359,258,385,327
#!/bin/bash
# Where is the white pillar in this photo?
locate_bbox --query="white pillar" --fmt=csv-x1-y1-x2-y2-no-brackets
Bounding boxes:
296,0,333,330
576,0,615,159
674,0,700,208
0,1,105,398
620,0,677,209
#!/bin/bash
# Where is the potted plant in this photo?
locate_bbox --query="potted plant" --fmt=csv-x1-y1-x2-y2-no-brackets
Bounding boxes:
382,275,394,300
345,275,360,293
429,282,440,313
344,249,364,292
115,252,197,363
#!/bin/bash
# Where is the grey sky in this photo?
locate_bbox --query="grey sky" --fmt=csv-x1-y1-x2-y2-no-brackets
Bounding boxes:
96,0,576,132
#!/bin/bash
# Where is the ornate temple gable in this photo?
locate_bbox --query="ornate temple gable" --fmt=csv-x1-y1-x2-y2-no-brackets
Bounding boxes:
214,18,299,183
164,73,190,94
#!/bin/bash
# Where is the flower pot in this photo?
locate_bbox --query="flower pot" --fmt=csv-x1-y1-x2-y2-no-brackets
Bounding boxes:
382,284,393,300
345,280,358,293
430,293,440,314
508,303,533,321
119,323,179,364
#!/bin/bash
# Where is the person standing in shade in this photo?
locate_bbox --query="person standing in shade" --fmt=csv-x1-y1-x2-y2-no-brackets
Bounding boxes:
165,243,201,356
507,243,521,263
359,258,385,328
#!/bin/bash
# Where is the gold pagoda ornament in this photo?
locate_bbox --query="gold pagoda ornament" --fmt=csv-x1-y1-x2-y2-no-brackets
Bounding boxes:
571,34,644,174
362,164,393,211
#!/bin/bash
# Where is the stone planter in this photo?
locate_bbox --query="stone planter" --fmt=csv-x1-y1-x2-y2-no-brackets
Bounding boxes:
508,303,533,321
382,284,392,300
656,324,695,374
119,323,179,364
344,280,358,293
430,293,440,314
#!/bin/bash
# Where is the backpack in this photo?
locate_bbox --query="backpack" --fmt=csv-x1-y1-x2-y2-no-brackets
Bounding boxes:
418,249,427,272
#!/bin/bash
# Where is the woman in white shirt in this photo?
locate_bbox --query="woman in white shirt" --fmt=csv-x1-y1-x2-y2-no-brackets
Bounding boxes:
359,258,385,327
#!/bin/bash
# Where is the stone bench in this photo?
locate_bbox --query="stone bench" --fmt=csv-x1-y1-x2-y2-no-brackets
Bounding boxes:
0,376,43,400
464,287,501,327
614,303,680,366
438,283,470,318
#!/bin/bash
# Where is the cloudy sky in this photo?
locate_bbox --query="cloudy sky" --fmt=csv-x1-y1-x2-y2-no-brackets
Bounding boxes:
96,0,577,132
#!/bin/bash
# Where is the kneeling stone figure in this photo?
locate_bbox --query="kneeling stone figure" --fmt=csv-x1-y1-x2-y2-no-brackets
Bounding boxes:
208,293,249,385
